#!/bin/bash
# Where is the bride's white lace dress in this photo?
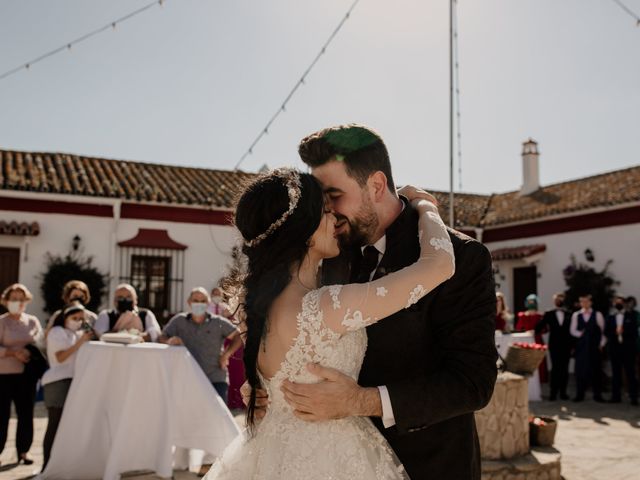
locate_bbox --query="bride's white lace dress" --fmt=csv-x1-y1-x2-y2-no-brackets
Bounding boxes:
204,203,455,480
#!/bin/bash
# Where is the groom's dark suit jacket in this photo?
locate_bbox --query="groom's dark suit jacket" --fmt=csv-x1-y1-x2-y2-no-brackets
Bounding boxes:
322,198,497,479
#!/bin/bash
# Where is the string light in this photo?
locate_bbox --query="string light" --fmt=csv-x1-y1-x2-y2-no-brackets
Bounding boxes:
234,0,361,170
610,0,640,26
0,0,166,82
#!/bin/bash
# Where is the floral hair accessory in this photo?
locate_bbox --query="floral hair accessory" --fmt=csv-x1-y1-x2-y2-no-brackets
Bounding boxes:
244,169,302,247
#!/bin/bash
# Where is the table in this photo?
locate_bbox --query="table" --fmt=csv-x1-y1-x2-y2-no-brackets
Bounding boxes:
40,341,241,480
495,331,542,401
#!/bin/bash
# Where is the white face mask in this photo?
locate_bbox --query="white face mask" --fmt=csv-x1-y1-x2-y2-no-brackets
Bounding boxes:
191,303,208,316
66,319,83,331
211,295,223,304
7,301,24,315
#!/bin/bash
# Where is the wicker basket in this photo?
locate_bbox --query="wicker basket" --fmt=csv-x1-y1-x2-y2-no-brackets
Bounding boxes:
505,344,546,375
529,417,557,446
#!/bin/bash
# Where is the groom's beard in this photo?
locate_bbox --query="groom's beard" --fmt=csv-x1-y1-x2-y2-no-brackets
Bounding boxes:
336,197,379,249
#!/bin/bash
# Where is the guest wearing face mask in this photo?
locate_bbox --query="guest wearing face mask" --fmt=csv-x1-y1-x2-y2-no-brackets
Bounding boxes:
41,302,94,469
159,287,242,475
45,280,98,336
160,287,242,400
516,294,548,382
0,283,43,466
605,295,638,405
536,293,573,400
94,283,161,342
207,286,233,318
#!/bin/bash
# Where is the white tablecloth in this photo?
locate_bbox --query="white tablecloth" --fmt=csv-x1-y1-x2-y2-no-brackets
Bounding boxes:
495,331,542,401
41,341,241,480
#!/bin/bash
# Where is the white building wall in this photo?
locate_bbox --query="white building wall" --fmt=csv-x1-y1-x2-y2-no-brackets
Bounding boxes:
486,222,640,313
0,207,236,323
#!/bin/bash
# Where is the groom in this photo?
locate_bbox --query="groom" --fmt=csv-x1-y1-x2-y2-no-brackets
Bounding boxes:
280,124,497,479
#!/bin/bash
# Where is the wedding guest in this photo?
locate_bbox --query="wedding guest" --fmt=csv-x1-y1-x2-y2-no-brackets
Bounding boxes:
516,294,547,382
94,284,161,341
209,286,246,409
159,287,242,476
495,292,514,332
0,283,43,466
207,286,233,318
516,294,542,331
45,280,97,336
605,295,638,405
626,296,640,380
41,303,93,469
536,293,572,400
570,294,606,402
160,287,242,401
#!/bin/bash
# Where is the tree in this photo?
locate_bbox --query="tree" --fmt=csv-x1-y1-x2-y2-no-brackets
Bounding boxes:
40,251,107,314
562,252,618,314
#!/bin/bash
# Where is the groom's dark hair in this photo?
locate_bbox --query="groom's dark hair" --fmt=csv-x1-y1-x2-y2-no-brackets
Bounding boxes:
298,124,395,192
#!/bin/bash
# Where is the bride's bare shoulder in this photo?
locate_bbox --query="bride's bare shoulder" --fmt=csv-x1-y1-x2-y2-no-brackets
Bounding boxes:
266,287,305,331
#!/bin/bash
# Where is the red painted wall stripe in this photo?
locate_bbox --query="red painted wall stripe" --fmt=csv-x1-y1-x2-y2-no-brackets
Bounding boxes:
0,196,231,225
0,196,112,217
120,203,232,225
483,206,640,243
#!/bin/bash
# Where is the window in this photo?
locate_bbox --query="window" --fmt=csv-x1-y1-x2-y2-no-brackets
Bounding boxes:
131,255,170,315
118,244,185,323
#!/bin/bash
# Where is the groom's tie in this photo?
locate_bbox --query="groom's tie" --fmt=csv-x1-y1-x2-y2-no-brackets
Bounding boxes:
355,245,379,283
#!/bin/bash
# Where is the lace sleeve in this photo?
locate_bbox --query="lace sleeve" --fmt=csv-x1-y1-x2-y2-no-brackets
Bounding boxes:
317,200,455,335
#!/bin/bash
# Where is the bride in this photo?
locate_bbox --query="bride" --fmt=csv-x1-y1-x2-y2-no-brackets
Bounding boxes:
205,168,454,479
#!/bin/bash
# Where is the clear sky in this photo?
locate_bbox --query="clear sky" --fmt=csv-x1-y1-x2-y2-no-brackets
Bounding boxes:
0,0,638,195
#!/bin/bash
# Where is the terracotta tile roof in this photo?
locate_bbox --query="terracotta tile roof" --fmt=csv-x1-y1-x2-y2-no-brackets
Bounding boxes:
490,244,546,261
429,191,491,229
1,148,638,227
0,149,255,208
483,166,640,227
0,220,39,236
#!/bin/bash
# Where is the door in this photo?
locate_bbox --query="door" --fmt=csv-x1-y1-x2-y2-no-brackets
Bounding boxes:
513,265,537,314
0,248,20,314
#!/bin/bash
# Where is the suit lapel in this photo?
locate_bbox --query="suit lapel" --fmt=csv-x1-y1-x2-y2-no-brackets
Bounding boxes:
374,196,419,280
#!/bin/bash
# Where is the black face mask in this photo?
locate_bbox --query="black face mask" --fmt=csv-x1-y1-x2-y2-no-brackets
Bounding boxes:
117,298,134,313
615,304,625,311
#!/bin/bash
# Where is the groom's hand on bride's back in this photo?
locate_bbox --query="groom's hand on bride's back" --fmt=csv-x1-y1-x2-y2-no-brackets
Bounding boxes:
240,381,269,420
281,363,382,422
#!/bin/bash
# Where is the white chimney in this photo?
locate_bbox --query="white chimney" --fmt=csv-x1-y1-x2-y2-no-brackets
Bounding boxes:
520,138,540,196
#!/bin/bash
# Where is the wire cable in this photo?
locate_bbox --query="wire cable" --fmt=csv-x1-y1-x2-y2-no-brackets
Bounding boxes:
609,0,640,26
234,0,361,170
0,0,166,81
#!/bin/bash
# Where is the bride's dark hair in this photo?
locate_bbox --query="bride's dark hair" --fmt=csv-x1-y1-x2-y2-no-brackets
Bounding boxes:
226,168,324,432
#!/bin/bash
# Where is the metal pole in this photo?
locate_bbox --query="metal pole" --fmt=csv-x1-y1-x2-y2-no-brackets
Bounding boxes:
449,0,455,228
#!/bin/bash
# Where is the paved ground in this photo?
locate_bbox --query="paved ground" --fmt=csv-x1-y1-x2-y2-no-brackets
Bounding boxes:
2,390,639,479
530,397,640,480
